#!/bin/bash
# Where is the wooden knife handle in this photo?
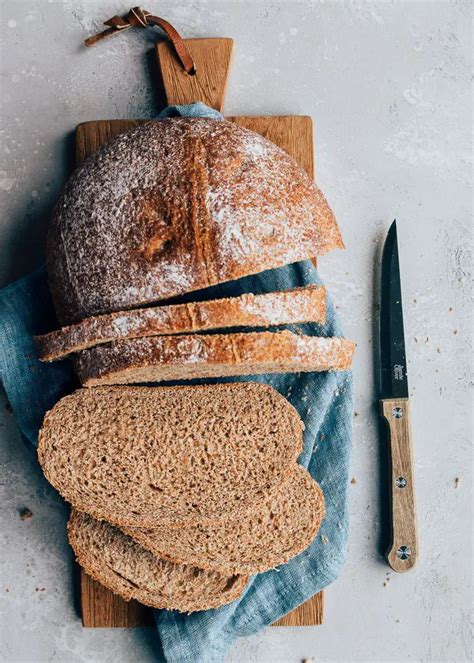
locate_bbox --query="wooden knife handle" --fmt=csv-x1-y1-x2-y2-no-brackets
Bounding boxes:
380,398,418,572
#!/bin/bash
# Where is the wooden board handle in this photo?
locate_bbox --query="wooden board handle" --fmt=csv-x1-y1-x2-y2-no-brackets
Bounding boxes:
380,398,418,572
155,38,234,112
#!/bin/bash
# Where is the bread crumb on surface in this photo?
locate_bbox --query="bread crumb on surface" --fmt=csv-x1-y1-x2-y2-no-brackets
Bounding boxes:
321,534,329,545
454,477,460,488
302,659,314,663
354,411,359,417
19,508,33,521
350,478,357,485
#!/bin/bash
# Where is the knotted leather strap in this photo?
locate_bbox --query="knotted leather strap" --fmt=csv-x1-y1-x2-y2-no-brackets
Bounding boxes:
85,7,195,74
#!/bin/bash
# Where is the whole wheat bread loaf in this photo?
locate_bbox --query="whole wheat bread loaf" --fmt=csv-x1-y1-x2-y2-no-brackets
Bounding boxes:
123,465,325,575
35,285,326,362
68,510,248,612
47,118,342,324
75,330,356,387
38,383,303,527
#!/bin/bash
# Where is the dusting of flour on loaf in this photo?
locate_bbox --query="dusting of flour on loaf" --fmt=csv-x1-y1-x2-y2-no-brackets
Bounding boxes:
240,289,320,325
112,315,144,335
48,118,342,324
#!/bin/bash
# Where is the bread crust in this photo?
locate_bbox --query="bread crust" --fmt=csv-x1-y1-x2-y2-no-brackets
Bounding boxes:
74,330,356,387
47,118,343,324
35,285,326,362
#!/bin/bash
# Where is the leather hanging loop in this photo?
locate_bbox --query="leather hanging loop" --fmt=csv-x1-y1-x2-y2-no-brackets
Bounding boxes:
85,7,196,75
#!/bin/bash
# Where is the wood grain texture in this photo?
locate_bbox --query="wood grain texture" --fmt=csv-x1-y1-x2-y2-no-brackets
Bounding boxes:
156,38,234,112
81,568,153,627
76,113,323,628
273,591,324,626
381,398,418,572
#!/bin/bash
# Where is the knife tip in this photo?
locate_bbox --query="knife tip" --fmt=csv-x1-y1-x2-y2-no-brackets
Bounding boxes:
387,219,398,241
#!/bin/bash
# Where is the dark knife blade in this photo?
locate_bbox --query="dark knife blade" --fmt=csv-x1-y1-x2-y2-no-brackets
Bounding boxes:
380,220,409,399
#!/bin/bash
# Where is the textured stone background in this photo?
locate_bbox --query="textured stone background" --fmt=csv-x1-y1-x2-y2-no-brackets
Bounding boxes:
1,1,472,662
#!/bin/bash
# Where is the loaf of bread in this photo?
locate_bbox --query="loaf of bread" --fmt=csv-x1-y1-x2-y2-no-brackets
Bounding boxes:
122,465,325,575
74,330,356,387
35,285,326,362
68,510,248,612
47,118,342,324
38,383,303,527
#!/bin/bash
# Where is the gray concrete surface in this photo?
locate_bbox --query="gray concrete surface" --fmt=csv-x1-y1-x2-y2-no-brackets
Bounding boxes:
1,1,472,661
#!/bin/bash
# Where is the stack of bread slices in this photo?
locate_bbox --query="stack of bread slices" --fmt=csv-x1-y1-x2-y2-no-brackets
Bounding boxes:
36,118,355,612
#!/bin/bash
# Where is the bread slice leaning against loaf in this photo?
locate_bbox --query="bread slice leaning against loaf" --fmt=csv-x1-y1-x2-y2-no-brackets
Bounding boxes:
38,383,303,527
35,285,326,362
68,510,248,612
123,465,325,575
75,330,356,387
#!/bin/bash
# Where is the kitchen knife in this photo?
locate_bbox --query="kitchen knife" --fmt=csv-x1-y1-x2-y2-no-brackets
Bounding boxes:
380,220,418,572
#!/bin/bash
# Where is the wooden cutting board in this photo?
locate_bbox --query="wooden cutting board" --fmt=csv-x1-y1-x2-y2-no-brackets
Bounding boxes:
75,37,324,628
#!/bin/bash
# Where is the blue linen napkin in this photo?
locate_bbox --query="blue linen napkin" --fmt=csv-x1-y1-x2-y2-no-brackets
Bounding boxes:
0,103,353,663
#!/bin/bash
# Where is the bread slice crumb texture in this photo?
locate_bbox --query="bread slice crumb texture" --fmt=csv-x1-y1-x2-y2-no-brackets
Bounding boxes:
36,285,326,362
38,383,303,526
68,510,248,612
123,465,325,575
75,330,356,387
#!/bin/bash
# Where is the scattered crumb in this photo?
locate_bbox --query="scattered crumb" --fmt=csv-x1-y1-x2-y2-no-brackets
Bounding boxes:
354,411,359,417
303,659,314,663
437,348,441,353
5,588,9,593
425,337,429,343
383,582,387,587
5,402,12,414
321,534,329,545
20,508,33,521
414,337,418,342
413,299,417,303
453,330,458,335
396,619,400,623
449,307,453,312
351,477,357,485
454,477,460,488
34,588,46,593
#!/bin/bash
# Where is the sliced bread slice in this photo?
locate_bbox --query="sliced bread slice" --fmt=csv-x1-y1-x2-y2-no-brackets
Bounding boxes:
38,383,303,527
75,330,356,387
68,510,248,612
123,465,325,575
36,285,326,362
